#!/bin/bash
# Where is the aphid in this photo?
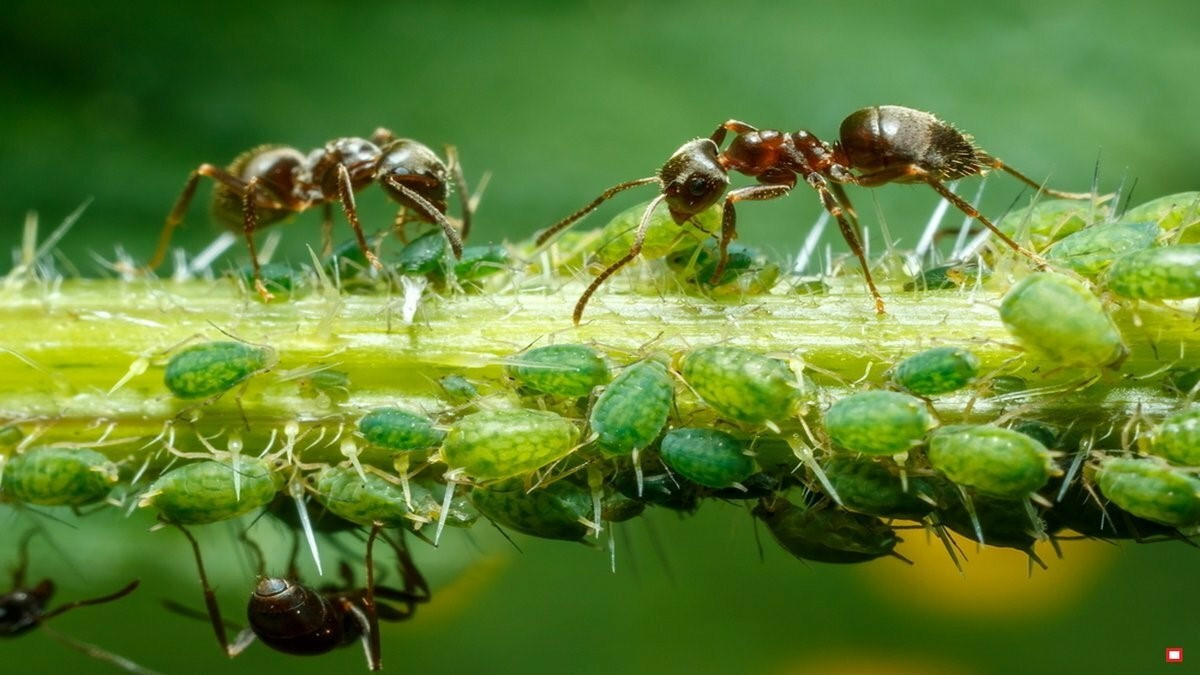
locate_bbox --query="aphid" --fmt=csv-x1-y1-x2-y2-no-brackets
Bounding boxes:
163,340,275,400
1118,191,1200,242
1045,221,1159,277
666,240,780,297
438,374,479,404
824,391,933,456
0,447,118,507
935,493,1047,564
436,243,510,284
175,523,428,670
139,457,283,524
902,261,987,291
1010,420,1060,450
1148,409,1200,466
1104,244,1200,300
440,409,580,480
928,424,1057,498
505,344,609,397
539,105,1092,321
889,346,980,396
313,465,437,528
996,198,1105,252
414,477,480,528
659,428,755,489
1048,480,1180,542
470,478,594,542
0,425,25,447
357,408,444,452
150,129,473,300
2,531,154,674
753,499,899,564
822,455,936,521
1164,367,1200,396
679,346,803,426
613,461,702,513
232,262,308,301
999,272,1127,368
293,369,351,405
588,198,715,268
589,358,673,456
1095,457,1200,527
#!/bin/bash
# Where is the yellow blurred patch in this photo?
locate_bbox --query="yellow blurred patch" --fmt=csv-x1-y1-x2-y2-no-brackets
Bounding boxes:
403,553,512,632
777,652,977,675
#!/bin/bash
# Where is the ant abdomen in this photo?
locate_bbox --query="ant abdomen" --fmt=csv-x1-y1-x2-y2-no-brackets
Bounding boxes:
839,105,982,181
247,577,352,656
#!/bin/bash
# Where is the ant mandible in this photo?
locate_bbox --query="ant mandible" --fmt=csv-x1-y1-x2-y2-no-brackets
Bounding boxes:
149,128,473,300
538,105,1094,323
172,522,429,671
2,530,156,674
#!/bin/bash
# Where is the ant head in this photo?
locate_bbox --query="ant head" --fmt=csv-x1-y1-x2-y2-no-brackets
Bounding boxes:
377,139,450,219
307,138,382,197
659,139,729,223
0,581,52,636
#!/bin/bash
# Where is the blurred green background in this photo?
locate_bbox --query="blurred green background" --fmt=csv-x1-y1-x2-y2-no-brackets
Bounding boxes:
2,1,1199,673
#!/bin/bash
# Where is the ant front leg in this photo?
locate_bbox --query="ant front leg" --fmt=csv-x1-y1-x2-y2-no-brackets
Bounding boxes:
573,193,666,324
240,178,275,301
806,173,886,315
383,175,465,259
150,164,249,271
321,202,334,257
709,184,792,283
335,164,384,272
710,120,759,146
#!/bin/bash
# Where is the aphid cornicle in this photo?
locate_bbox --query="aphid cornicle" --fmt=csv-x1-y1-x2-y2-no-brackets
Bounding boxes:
0,447,119,507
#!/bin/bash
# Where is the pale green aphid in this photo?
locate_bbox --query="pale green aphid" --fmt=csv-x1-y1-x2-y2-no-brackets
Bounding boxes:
824,391,933,456
1118,191,1200,243
592,199,716,266
0,425,23,447
1105,244,1200,300
439,374,479,403
997,198,1107,251
999,272,1127,368
235,262,308,301
1095,457,1200,527
753,500,898,564
140,457,283,524
441,409,580,480
470,478,593,542
660,428,755,489
164,340,274,399
314,465,436,527
679,346,802,425
1,447,118,506
890,346,980,396
590,359,673,456
1149,408,1200,466
506,344,609,397
822,455,935,521
1046,221,1159,277
927,425,1056,498
358,407,444,452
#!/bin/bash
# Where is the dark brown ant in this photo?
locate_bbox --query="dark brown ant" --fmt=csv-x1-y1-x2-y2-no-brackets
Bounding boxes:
538,105,1094,322
149,128,473,300
2,531,156,674
172,523,428,671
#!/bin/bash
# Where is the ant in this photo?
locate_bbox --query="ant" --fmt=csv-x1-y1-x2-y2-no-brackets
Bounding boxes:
172,522,429,671
538,105,1094,322
2,530,157,674
149,128,473,300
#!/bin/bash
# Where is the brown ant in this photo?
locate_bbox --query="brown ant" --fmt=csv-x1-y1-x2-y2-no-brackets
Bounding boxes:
538,105,1094,322
2,531,156,674
172,523,428,671
149,128,473,300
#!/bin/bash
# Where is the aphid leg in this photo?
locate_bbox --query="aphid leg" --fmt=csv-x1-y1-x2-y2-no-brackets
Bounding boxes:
535,176,658,247
173,524,256,658
335,164,383,271
573,193,666,324
807,173,886,314
383,175,464,258
445,145,473,242
150,164,248,270
709,184,792,284
320,202,334,257
240,178,274,301
979,154,1096,200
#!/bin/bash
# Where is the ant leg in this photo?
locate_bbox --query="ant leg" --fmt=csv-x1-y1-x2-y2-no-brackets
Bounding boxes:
806,174,887,314
383,175,465,258
364,523,383,671
709,184,792,283
321,202,334,257
445,145,473,242
240,178,274,301
573,193,665,324
535,177,658,246
39,624,164,675
923,178,1046,264
149,164,249,270
710,119,759,146
979,154,1096,200
392,208,412,242
12,529,36,587
335,164,384,271
173,524,241,658
381,529,431,604
40,580,139,621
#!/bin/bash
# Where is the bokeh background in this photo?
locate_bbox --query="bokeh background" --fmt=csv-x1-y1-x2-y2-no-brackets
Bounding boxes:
2,1,1199,673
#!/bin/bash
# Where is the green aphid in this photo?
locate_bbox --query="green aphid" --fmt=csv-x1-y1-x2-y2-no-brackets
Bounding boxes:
1105,244,1200,300
234,262,308,300
314,465,433,528
999,272,1127,368
824,391,932,456
506,344,609,397
441,409,580,480
1046,221,1160,277
666,241,779,296
937,494,1045,556
1,447,118,506
1149,408,1200,467
659,428,755,489
1164,367,1200,395
679,346,802,425
1010,420,1060,450
1118,191,1200,243
322,235,379,284
600,492,646,523
470,478,592,542
984,375,1027,397
141,457,283,524
613,464,701,513
592,199,715,266
439,374,479,403
394,230,448,275
439,244,509,281
0,425,23,447
1095,457,1200,527
890,346,980,396
589,359,673,456
1049,480,1179,541
164,341,274,399
928,425,1056,498
295,369,351,403
753,500,898,564
997,198,1106,251
903,262,987,291
358,407,444,452
822,455,936,520
414,477,479,528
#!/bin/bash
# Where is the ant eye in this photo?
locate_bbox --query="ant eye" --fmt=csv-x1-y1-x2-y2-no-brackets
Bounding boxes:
687,177,709,197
